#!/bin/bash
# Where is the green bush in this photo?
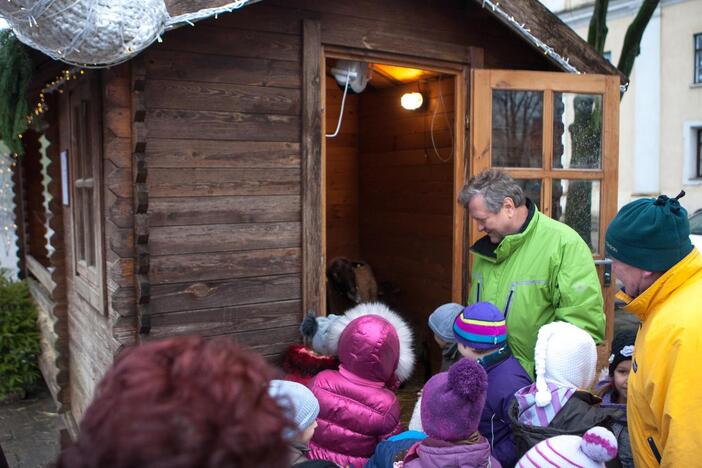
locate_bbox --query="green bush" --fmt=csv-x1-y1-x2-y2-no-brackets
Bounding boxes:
0,272,41,400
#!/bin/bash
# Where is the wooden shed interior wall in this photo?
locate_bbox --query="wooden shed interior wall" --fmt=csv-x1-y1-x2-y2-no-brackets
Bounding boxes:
21,0,563,424
325,75,360,262
325,67,455,371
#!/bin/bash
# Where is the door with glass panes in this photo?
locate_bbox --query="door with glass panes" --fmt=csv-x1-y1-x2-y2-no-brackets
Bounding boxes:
469,69,620,364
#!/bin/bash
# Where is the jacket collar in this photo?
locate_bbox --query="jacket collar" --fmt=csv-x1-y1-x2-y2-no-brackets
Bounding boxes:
618,248,702,322
470,199,537,263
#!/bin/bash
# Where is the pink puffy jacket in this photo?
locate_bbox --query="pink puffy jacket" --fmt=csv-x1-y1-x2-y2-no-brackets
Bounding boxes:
309,303,415,467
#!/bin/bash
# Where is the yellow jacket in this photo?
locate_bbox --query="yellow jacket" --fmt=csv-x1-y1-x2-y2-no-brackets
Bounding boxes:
617,248,702,467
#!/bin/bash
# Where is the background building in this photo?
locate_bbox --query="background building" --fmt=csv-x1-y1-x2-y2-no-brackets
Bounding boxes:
542,0,702,213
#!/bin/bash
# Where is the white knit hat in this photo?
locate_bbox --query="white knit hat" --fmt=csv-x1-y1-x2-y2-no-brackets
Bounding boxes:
268,379,320,440
534,322,597,407
517,427,618,468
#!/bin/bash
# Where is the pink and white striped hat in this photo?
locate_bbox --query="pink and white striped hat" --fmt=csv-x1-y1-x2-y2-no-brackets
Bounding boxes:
517,427,618,468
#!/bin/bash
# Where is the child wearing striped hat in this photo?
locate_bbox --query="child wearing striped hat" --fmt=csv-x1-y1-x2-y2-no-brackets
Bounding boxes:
453,302,532,468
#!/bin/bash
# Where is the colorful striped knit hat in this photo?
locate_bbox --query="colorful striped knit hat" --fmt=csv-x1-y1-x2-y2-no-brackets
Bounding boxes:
453,302,507,350
517,427,618,468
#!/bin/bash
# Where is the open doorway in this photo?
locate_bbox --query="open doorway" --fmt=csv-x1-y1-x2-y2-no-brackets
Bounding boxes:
323,57,459,378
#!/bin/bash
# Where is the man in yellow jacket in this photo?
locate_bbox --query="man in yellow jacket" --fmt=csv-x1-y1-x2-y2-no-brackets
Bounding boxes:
605,191,702,467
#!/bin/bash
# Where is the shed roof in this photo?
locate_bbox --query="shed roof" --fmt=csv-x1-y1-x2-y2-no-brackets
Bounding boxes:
164,0,626,86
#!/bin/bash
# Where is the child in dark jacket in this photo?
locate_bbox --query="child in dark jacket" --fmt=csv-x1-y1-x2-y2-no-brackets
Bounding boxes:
403,359,502,467
453,302,532,468
596,330,636,468
511,322,624,459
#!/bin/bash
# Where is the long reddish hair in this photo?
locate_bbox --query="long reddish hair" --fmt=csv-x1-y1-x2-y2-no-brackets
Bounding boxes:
56,336,291,468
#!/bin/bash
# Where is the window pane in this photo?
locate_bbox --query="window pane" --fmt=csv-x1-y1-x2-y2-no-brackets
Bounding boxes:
552,179,601,254
690,211,702,235
696,52,702,84
553,93,602,169
492,90,543,168
85,188,95,266
695,34,702,50
514,178,542,211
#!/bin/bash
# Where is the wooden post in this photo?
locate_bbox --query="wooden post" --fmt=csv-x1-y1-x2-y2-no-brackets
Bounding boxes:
302,19,324,317
131,57,151,336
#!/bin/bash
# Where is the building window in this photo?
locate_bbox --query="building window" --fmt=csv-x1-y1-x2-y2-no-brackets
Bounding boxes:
695,33,702,84
697,128,702,178
603,51,612,63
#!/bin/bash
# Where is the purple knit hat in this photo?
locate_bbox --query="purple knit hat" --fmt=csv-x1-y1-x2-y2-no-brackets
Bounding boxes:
420,359,488,441
453,302,507,350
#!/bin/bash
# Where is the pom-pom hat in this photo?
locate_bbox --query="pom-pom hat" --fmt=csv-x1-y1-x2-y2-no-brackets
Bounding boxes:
517,426,618,468
420,358,488,441
453,302,507,350
605,191,693,272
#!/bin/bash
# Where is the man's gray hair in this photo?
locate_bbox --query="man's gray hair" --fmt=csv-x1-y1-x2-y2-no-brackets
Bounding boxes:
458,169,525,213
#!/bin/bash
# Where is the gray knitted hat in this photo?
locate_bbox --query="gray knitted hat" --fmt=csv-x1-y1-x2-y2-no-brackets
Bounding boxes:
268,379,320,440
428,303,463,343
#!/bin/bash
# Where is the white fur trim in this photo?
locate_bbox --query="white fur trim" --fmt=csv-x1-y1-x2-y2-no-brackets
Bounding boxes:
324,302,416,383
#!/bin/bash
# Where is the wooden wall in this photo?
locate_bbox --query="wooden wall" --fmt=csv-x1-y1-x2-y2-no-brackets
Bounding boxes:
142,8,303,357
359,79,455,329
325,74,360,261
53,65,136,426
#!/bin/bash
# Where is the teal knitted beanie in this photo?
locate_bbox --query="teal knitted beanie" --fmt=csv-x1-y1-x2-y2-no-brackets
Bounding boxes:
605,192,693,272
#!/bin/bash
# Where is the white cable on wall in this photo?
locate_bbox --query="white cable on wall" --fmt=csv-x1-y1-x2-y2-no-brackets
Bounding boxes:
326,70,352,139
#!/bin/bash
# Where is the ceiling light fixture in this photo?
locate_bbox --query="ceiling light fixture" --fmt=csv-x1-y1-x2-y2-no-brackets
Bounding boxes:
401,92,423,110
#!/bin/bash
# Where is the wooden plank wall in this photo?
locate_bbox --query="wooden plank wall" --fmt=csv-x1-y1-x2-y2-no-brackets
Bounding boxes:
359,79,455,329
142,9,304,358
55,66,135,425
325,74,360,261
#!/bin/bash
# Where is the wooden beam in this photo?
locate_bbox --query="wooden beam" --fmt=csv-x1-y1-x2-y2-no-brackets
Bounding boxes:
302,19,324,318
26,255,56,292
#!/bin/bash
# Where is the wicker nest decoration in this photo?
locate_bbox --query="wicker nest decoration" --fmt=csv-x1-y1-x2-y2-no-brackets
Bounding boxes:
0,0,255,67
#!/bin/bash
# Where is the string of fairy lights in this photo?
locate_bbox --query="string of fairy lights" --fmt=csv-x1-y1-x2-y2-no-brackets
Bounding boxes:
0,67,85,265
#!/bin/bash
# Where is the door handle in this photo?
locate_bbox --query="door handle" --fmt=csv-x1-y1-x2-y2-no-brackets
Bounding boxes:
594,258,612,287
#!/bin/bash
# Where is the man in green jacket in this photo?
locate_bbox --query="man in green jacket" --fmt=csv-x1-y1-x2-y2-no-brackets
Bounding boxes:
459,169,605,377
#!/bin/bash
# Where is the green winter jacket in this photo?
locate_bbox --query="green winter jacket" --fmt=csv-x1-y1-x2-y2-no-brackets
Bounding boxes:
469,201,605,377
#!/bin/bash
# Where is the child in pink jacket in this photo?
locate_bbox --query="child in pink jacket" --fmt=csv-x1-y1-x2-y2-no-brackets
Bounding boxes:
308,303,415,467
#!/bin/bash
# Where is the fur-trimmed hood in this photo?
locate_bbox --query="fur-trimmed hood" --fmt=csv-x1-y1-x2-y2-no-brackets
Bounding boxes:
324,302,415,383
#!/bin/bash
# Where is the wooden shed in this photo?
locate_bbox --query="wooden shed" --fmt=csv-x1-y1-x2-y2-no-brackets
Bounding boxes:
12,0,624,436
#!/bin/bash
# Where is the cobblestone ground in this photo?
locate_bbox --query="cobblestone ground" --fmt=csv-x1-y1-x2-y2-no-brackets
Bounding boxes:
0,384,61,468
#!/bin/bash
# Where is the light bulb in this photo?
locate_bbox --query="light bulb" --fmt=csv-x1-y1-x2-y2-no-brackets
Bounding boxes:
401,92,423,110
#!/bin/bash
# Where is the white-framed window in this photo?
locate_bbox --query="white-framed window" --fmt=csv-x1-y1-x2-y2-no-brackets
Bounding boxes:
695,33,702,85
683,121,702,184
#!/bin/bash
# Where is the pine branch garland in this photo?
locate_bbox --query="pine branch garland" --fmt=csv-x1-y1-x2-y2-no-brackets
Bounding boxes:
0,31,32,156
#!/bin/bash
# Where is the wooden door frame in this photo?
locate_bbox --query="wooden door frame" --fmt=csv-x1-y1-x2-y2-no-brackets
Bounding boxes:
302,18,480,317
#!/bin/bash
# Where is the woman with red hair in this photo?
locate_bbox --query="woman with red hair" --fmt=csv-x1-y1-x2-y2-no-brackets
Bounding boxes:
56,336,291,468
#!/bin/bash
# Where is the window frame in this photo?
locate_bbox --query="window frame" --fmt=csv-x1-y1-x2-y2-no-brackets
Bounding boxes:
66,73,107,313
697,128,702,179
695,33,702,85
